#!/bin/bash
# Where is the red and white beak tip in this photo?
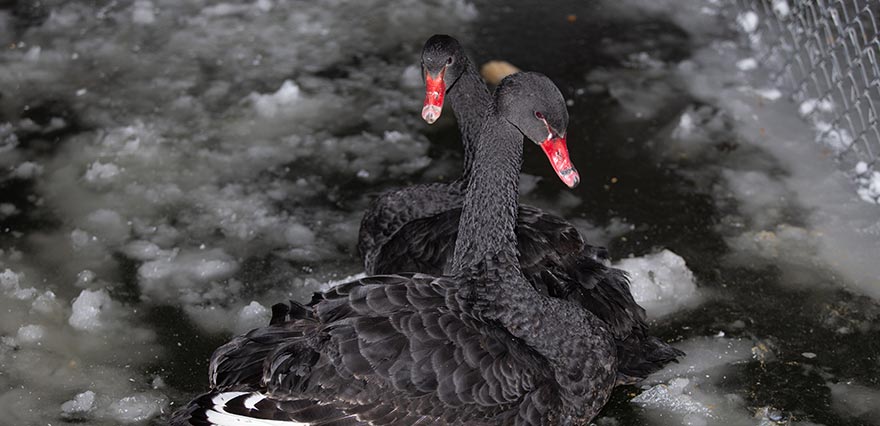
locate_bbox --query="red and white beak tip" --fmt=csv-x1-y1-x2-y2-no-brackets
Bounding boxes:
539,136,580,189
422,104,442,124
422,72,446,124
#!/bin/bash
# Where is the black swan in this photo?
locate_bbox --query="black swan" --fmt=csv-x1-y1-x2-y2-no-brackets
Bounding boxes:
172,72,617,426
357,34,682,383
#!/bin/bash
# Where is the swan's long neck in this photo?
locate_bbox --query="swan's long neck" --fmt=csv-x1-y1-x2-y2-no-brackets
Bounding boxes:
450,108,617,417
451,109,522,275
447,59,491,186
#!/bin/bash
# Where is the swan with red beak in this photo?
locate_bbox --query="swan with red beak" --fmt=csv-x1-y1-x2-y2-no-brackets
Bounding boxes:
420,37,579,189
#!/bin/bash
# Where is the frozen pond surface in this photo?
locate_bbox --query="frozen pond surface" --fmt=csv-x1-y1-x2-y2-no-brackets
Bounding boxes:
1,0,879,425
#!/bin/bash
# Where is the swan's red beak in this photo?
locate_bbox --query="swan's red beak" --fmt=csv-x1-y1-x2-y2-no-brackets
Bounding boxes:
539,135,580,188
422,69,446,124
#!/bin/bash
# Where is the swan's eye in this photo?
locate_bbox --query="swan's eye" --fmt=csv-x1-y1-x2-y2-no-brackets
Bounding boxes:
446,57,453,65
535,111,545,120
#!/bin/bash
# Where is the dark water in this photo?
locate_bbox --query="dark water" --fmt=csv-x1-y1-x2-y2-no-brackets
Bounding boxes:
4,1,875,424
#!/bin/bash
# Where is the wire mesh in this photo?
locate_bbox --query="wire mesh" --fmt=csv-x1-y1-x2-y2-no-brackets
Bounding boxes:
738,0,880,166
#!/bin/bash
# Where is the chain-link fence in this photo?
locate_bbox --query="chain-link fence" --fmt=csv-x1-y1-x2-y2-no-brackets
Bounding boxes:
738,0,880,168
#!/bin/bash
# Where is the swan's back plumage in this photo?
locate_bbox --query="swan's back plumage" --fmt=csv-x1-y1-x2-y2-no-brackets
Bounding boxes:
174,273,578,425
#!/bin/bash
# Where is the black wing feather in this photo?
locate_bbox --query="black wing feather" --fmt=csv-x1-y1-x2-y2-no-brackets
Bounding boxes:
363,203,682,382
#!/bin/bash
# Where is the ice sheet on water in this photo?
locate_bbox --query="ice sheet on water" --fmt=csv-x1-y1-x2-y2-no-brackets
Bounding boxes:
61,390,96,414
632,337,762,426
828,382,880,424
0,265,165,425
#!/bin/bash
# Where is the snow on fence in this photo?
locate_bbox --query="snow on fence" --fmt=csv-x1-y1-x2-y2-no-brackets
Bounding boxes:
738,0,880,171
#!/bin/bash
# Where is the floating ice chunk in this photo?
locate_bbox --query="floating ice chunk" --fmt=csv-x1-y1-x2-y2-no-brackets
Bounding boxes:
85,209,130,246
138,248,239,303
152,376,166,389
107,393,168,423
234,301,271,334
132,1,155,24
1,268,38,300
84,161,121,184
0,268,21,290
672,111,695,139
70,229,93,250
624,52,665,69
721,169,789,228
614,250,701,318
0,203,18,217
76,270,97,287
31,290,61,316
255,0,273,12
737,11,759,33
632,378,712,416
250,80,301,118
202,2,252,17
284,223,315,248
635,337,759,424
735,58,757,71
16,324,46,344
61,390,96,414
383,130,406,143
122,240,167,261
0,123,19,152
69,289,114,332
11,161,43,179
828,382,880,422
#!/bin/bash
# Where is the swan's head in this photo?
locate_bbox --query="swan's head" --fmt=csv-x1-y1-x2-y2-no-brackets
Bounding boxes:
420,34,465,124
496,72,579,188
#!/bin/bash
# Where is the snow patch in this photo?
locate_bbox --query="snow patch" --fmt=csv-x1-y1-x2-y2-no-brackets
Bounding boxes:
853,161,880,204
736,11,758,33
735,58,756,71
615,250,701,318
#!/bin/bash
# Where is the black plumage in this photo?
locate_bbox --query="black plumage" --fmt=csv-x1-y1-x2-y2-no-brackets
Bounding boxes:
172,73,620,426
357,35,682,383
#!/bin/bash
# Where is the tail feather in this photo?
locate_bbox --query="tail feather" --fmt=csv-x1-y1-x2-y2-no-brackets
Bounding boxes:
170,392,363,426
